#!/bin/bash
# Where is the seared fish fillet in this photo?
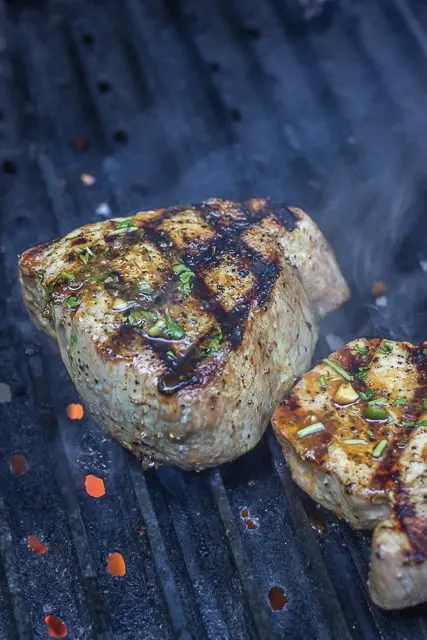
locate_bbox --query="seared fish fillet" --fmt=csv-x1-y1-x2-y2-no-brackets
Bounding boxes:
19,198,348,469
273,338,427,609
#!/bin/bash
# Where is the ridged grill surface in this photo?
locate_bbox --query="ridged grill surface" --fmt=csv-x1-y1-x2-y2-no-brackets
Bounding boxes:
1,1,427,638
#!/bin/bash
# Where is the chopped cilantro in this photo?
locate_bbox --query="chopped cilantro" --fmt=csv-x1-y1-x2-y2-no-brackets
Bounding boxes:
393,397,408,406
66,296,80,308
173,263,195,297
355,346,369,357
201,328,224,356
356,366,368,380
128,308,184,339
359,389,375,401
147,308,184,339
379,342,392,354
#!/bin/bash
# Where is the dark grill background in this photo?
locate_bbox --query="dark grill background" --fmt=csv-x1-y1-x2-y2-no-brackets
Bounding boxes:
2,0,427,638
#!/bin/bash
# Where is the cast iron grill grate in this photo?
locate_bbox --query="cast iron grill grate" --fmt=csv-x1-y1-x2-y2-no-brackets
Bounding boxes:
2,0,427,638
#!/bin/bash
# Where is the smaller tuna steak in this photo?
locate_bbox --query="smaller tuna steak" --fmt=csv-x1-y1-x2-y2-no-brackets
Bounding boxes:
19,198,348,470
273,338,427,609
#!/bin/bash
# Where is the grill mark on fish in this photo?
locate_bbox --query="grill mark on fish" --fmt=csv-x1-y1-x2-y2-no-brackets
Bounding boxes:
370,343,427,560
27,199,300,396
139,199,289,394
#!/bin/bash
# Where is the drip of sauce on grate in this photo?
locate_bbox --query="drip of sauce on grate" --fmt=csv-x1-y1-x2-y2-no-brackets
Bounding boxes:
44,615,68,638
268,586,288,611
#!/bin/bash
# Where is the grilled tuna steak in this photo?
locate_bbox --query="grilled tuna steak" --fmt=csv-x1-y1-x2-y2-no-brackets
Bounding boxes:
19,198,348,469
273,338,427,609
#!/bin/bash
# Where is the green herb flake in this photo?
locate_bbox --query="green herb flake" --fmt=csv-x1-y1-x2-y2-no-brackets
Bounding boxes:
173,263,195,297
402,420,416,427
109,219,138,235
297,423,326,438
166,350,177,360
70,334,77,346
364,405,388,421
356,366,368,380
367,397,388,406
65,296,81,309
423,398,427,410
319,375,328,388
359,389,375,401
322,358,353,381
61,271,74,281
418,420,427,427
138,279,154,296
379,342,393,355
423,349,427,356
355,346,369,357
372,439,388,458
76,246,94,264
392,397,408,406
367,429,375,439
201,328,224,356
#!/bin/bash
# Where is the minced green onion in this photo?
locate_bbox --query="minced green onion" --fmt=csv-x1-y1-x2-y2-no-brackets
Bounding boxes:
418,420,427,427
109,219,138,235
322,358,353,381
343,439,368,445
359,389,375,401
61,271,74,281
166,350,177,360
423,398,427,410
297,422,326,438
364,406,388,421
423,349,427,356
372,439,388,458
367,397,387,406
70,334,77,345
65,296,81,308
77,246,94,264
393,397,408,406
402,420,416,427
319,375,328,388
367,429,375,439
